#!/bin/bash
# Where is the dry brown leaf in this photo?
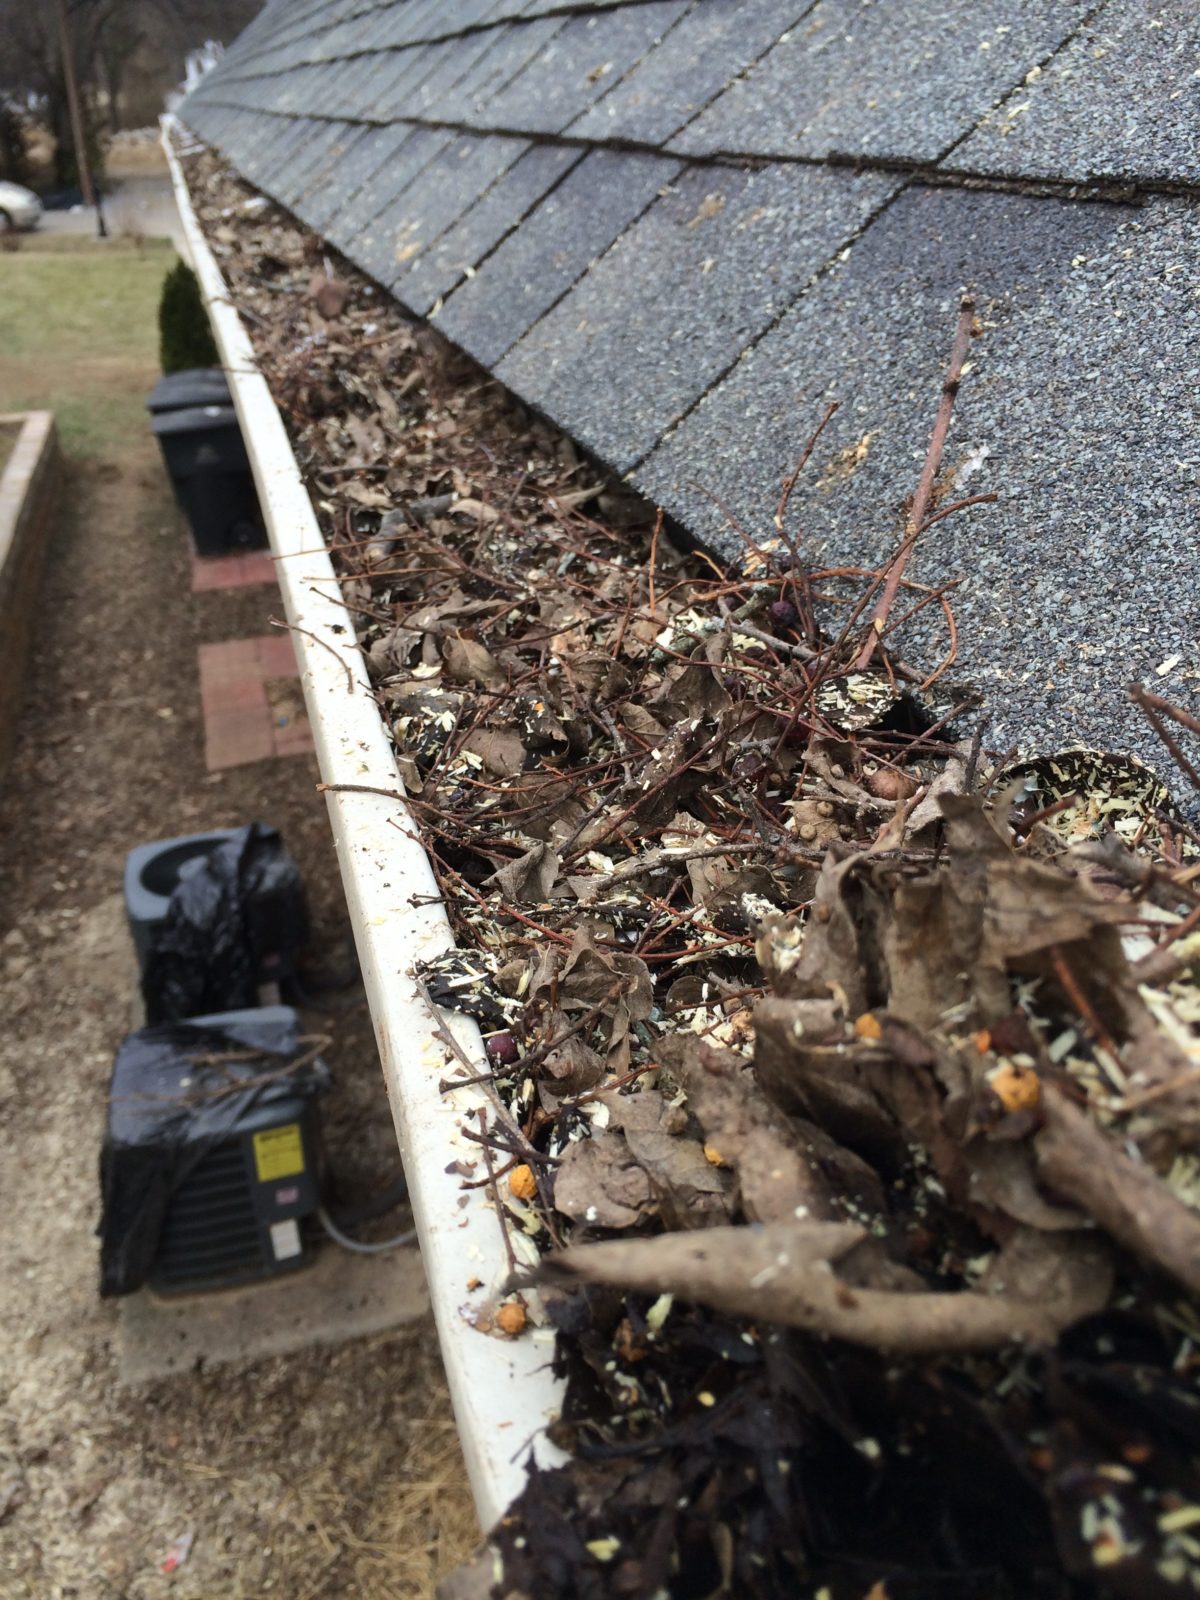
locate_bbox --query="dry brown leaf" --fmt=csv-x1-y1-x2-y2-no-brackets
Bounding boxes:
442,635,507,689
311,275,349,318
552,1134,656,1230
460,726,525,778
485,842,560,904
449,497,499,523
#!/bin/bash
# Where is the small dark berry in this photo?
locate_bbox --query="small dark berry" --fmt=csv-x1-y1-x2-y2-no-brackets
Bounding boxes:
733,751,767,782
486,1031,520,1066
768,599,799,630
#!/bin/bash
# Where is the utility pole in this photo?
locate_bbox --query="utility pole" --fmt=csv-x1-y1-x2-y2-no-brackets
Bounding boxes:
55,0,107,237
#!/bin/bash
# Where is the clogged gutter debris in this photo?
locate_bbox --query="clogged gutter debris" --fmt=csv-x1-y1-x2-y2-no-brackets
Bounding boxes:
178,135,1200,1600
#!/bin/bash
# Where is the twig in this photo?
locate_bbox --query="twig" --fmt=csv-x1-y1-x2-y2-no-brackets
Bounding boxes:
1132,685,1200,736
268,614,354,692
564,1061,659,1107
1130,683,1200,793
1132,900,1200,987
1049,944,1122,1063
516,981,629,1076
773,400,839,640
647,507,662,617
317,780,407,802
1109,1065,1200,1115
476,1108,518,1276
774,400,839,539
717,603,818,661
853,297,977,671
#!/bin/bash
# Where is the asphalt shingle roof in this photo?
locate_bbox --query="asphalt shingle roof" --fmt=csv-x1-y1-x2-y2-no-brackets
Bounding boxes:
182,0,1200,776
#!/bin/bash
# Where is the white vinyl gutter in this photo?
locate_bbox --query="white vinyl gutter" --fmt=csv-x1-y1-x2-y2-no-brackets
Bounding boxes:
162,117,564,1530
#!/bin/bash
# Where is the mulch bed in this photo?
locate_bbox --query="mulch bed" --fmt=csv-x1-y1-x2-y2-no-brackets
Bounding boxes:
180,134,1200,1600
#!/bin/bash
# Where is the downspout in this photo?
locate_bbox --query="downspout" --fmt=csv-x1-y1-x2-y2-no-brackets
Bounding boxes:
161,116,564,1531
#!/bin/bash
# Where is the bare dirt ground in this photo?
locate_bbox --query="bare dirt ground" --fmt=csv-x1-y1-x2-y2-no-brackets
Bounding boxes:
0,256,475,1598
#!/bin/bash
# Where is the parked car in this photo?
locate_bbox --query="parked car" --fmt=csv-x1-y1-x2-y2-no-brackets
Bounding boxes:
0,180,43,231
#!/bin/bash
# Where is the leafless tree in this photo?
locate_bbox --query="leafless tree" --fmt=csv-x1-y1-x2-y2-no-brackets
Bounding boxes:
0,0,261,184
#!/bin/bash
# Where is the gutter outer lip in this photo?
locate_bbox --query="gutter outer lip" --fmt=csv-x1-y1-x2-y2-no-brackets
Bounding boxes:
161,114,565,1531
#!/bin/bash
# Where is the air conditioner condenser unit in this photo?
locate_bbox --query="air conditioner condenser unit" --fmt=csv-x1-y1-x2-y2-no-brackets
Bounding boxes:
100,1006,330,1298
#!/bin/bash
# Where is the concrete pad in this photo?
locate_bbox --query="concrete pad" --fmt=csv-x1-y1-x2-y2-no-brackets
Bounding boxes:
118,1242,429,1382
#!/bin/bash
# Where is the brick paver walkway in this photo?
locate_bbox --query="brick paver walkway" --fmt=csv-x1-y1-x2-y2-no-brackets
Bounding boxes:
198,632,314,770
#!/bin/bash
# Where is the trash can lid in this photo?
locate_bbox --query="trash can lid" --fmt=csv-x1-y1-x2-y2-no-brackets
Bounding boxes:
146,367,231,413
149,403,240,437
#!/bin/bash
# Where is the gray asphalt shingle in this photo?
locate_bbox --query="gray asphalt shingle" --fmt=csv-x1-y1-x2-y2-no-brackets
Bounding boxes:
670,0,1093,163
436,148,679,366
567,0,800,146
183,0,1200,773
369,41,458,118
955,0,1200,187
637,187,1200,769
270,120,352,206
341,126,459,282
497,161,901,470
439,17,570,121
304,121,413,235
469,3,690,134
400,27,506,117
382,132,531,290
293,125,379,225
402,140,582,314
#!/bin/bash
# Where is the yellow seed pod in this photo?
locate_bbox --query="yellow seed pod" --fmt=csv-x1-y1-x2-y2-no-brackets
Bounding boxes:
987,1061,1042,1115
508,1163,538,1201
495,1301,527,1337
703,1144,727,1168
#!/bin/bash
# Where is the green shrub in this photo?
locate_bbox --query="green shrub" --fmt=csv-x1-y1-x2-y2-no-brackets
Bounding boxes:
158,259,219,373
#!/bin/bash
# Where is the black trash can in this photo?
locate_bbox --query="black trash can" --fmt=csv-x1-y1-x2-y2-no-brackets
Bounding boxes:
149,403,265,555
146,367,231,414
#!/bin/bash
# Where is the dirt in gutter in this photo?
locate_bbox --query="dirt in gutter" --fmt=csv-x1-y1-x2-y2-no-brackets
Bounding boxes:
180,137,1200,1600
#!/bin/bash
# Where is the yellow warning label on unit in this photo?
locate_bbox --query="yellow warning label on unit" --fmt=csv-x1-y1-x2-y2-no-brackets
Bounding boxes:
253,1124,305,1183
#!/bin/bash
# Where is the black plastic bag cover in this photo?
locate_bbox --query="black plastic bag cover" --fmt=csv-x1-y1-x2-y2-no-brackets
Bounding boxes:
99,1010,330,1296
141,821,308,1023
